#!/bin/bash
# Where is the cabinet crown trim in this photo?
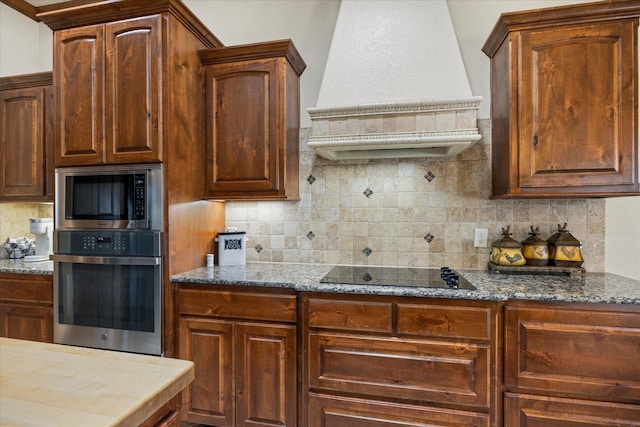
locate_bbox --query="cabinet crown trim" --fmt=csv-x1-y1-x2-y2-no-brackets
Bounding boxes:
36,0,222,48
0,72,52,90
483,0,640,57
199,39,307,76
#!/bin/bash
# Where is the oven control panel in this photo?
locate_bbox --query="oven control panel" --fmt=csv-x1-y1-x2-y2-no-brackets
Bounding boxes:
55,230,161,257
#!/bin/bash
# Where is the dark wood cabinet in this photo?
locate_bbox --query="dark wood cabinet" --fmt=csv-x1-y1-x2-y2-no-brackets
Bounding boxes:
38,0,227,358
200,40,305,200
302,294,502,427
482,1,640,198
178,286,297,427
0,273,53,343
504,300,640,425
504,393,640,426
0,72,53,201
54,15,161,166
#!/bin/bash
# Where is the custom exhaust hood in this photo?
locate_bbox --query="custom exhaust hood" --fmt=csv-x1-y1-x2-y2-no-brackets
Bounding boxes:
308,0,481,160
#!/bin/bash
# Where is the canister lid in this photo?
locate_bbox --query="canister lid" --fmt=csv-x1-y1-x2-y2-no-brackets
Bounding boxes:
522,226,546,245
546,223,581,246
492,226,522,248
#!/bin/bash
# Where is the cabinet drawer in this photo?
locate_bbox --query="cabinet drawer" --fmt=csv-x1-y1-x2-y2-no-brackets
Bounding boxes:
178,288,296,322
0,275,52,305
308,332,490,408
505,392,640,426
306,297,392,332
397,303,492,340
308,393,490,427
505,304,640,403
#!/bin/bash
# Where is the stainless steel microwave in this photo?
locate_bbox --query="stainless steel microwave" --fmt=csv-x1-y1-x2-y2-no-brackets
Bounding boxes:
55,164,163,230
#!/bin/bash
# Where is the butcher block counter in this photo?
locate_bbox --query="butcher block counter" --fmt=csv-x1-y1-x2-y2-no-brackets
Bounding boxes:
0,337,194,427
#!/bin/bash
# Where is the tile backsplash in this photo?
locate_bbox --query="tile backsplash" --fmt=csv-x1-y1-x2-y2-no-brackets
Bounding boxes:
0,120,605,270
0,203,53,259
226,119,605,271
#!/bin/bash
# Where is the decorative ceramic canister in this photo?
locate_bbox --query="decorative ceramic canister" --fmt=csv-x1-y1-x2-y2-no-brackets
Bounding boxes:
521,226,549,266
489,226,526,266
546,223,584,267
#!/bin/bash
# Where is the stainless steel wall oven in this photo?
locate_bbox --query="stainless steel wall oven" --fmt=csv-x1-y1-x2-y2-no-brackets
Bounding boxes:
53,164,164,355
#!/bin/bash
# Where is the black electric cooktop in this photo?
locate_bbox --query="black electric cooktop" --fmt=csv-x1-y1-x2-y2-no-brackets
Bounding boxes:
320,266,475,290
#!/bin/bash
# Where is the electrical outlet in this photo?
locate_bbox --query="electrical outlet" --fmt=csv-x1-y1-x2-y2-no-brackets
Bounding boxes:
474,228,488,248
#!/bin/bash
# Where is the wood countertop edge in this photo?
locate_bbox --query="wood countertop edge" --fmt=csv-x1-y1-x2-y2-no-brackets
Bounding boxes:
0,338,195,427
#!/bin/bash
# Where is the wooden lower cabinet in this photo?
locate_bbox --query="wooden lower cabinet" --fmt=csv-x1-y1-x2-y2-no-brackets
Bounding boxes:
505,301,640,425
178,285,297,426
504,393,640,426
301,294,502,426
309,393,490,427
0,273,52,342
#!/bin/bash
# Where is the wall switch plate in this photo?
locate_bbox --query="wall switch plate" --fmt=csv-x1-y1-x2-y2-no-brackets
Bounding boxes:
474,228,488,248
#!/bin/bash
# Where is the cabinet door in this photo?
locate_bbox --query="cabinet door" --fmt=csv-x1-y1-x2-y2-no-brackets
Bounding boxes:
0,86,47,199
0,304,53,342
505,393,640,426
105,16,162,164
505,303,640,403
205,59,281,197
179,317,234,427
54,24,105,166
236,322,297,427
519,20,638,191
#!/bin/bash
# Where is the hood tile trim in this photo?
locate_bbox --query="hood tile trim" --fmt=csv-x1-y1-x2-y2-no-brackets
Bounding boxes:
308,97,482,160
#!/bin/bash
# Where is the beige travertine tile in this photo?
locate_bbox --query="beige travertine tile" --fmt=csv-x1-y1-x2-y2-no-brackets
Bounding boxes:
0,125,606,269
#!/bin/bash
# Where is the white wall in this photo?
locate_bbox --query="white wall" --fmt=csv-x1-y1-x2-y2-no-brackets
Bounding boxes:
184,0,340,129
0,4,52,76
0,0,638,278
605,198,640,280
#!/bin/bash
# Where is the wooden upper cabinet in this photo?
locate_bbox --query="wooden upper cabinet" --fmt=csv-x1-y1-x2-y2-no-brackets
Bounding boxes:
0,72,54,201
55,25,104,166
54,16,161,166
105,17,161,164
200,40,306,200
483,1,640,198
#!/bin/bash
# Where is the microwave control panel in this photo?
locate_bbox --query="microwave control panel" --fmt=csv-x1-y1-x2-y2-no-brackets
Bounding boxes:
55,230,161,257
134,174,146,219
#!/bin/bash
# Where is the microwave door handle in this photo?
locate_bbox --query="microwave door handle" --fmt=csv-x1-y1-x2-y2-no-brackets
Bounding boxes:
50,254,160,266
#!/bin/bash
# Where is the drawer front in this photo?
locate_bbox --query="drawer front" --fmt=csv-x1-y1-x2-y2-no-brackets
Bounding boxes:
308,332,490,408
306,297,392,332
0,275,53,305
505,305,640,402
505,393,640,426
397,303,492,340
178,288,296,322
308,393,490,427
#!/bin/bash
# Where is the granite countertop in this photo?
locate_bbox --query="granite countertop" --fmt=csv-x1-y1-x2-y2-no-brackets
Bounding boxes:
0,258,53,275
171,262,640,305
0,337,193,426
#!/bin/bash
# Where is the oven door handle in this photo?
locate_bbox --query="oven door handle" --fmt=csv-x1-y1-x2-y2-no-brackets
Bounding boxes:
50,254,160,266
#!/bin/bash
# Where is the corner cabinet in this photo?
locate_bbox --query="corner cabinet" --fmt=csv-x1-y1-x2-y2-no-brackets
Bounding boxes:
482,1,640,198
200,40,306,200
0,73,54,201
504,300,640,425
0,273,53,343
177,285,297,427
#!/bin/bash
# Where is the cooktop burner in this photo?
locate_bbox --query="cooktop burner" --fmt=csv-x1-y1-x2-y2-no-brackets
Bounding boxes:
320,266,475,290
